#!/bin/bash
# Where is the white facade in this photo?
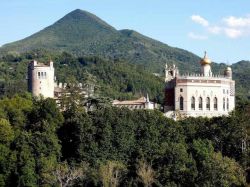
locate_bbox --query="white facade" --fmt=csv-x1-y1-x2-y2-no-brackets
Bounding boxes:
164,52,235,118
28,60,55,98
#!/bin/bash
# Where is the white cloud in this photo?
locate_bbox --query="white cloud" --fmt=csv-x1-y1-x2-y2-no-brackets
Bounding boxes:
190,14,250,39
223,16,250,27
208,26,222,34
188,32,208,40
191,15,209,27
224,28,242,38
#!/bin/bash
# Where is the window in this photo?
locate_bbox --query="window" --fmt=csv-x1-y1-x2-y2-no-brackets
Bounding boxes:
180,88,183,92
227,98,229,110
199,97,203,110
37,71,47,79
223,98,225,111
191,97,195,110
206,97,210,110
180,96,184,110
214,97,218,110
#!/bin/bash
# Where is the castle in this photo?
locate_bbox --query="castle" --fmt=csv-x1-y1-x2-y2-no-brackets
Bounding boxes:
27,54,235,118
27,60,92,104
164,52,235,118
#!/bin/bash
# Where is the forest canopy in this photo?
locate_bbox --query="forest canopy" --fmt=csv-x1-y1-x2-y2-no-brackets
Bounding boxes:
0,94,249,186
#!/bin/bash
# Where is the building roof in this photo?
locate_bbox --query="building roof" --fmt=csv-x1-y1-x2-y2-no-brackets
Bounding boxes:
113,97,148,105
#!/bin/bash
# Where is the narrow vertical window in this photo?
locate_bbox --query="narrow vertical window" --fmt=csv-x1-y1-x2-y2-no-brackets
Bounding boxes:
214,97,218,110
227,98,229,110
206,97,210,110
180,96,184,110
41,72,44,79
38,72,41,79
199,97,203,110
191,97,195,110
44,72,47,78
223,98,225,111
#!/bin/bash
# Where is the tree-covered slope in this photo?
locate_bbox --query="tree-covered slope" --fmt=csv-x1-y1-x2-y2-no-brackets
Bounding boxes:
0,9,201,72
232,61,250,98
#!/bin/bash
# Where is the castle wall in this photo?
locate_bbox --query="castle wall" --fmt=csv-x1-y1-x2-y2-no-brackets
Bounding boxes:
174,77,235,117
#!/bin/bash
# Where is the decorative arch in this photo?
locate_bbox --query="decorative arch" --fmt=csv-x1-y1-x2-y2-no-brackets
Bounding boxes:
206,97,210,110
223,98,225,110
199,97,203,110
214,97,218,110
180,96,184,110
191,96,195,110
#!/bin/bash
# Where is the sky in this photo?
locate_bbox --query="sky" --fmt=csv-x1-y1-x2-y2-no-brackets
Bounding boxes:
0,0,250,63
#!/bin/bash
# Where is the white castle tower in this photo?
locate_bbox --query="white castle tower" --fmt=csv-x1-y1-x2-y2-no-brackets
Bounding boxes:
28,60,55,98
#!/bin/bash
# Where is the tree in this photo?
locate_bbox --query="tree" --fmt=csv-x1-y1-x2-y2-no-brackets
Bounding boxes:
136,159,155,187
0,119,15,187
191,139,246,186
99,161,127,187
51,162,87,187
0,119,14,144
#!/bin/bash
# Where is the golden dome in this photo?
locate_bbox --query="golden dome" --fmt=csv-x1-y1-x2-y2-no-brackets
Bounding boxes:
226,67,232,71
200,51,212,65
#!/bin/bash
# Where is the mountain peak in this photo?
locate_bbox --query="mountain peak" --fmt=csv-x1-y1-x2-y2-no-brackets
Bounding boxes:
57,9,116,31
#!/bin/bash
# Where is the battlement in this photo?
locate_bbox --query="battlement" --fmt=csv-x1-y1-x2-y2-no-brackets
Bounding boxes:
177,73,232,80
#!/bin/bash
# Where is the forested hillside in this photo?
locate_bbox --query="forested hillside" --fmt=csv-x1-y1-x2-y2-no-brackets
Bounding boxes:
0,51,165,102
0,50,249,102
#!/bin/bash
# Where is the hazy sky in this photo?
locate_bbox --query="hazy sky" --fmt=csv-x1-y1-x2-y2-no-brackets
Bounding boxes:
0,0,250,63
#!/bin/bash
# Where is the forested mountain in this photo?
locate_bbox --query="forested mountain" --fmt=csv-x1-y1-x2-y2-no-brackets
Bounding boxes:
0,9,201,72
0,9,249,99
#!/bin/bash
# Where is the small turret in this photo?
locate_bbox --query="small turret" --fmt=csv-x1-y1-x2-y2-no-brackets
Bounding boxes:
165,63,179,82
200,51,212,76
224,66,232,79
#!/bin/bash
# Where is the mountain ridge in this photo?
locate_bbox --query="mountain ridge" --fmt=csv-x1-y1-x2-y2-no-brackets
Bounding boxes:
0,9,202,72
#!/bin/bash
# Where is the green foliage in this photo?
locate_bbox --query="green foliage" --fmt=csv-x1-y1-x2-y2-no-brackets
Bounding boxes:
0,119,14,144
0,94,248,186
192,139,246,186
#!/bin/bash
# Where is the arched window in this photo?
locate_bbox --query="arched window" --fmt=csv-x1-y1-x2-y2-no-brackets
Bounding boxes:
227,98,229,110
223,98,225,111
214,97,218,110
206,97,210,110
199,97,203,110
180,96,184,110
191,97,195,110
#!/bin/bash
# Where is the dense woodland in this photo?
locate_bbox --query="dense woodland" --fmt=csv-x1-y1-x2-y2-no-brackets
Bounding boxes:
0,93,249,187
